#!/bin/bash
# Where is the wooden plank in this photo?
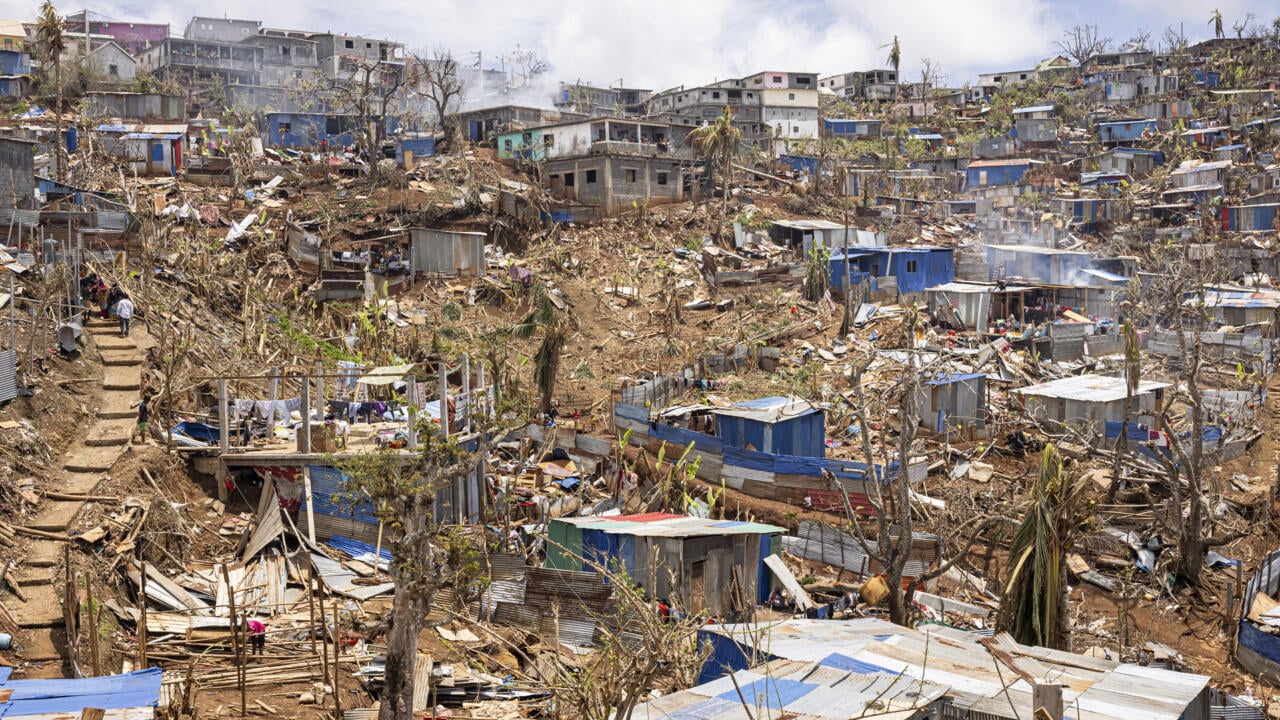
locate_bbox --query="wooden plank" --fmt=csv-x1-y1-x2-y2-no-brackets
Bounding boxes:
763,554,815,611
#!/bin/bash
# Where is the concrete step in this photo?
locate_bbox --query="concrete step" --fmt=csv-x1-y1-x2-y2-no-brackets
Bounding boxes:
102,366,142,391
63,444,123,474
84,419,134,447
11,584,63,628
14,567,56,587
97,407,135,420
100,351,141,367
28,500,83,532
61,472,104,496
15,627,64,663
92,336,135,351
25,541,63,568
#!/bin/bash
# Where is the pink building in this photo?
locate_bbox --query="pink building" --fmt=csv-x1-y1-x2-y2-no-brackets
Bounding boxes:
64,11,169,55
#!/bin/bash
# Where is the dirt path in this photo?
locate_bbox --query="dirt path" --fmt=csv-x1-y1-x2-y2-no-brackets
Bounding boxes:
11,315,143,677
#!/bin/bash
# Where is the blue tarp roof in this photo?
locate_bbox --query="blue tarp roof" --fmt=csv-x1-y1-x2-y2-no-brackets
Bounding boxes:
925,372,985,386
0,668,161,717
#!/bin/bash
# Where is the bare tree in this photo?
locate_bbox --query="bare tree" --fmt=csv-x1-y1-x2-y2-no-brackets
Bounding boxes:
918,57,945,98
1162,23,1189,54
1055,24,1112,66
416,49,464,151
1128,27,1153,51
318,55,421,157
338,428,485,720
503,44,549,89
825,310,1010,625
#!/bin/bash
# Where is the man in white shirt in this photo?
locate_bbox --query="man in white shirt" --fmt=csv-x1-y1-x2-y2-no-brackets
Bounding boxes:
116,294,134,338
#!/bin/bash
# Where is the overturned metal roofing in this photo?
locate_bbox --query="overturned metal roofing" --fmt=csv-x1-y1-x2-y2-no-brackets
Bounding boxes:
553,512,783,538
698,619,1211,720
632,659,948,720
1016,374,1170,403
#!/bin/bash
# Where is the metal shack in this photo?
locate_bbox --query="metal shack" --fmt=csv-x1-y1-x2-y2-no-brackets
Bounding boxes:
832,247,956,295
713,396,825,458
409,228,486,277
694,618,1213,720
917,372,987,432
1015,374,1169,436
545,512,783,617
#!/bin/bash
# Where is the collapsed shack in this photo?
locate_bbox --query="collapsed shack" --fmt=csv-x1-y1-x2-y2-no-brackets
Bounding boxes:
1237,548,1280,679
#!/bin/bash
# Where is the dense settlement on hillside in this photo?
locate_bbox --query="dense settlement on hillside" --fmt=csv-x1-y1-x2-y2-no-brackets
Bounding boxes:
0,8,1279,720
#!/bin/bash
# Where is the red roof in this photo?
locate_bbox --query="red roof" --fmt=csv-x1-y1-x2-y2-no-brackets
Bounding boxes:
609,512,684,523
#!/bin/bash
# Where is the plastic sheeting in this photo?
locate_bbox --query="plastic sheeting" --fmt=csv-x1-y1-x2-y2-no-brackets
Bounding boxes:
0,668,161,717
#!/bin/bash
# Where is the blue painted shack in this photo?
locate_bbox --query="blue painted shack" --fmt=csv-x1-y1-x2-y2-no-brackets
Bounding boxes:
965,158,1034,188
546,512,783,617
824,118,882,138
0,49,30,96
831,246,956,294
396,134,436,166
778,154,820,177
1222,203,1280,232
1097,119,1157,145
265,113,399,148
713,397,825,458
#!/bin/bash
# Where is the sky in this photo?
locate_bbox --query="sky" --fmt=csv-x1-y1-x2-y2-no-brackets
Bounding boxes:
5,0,1278,98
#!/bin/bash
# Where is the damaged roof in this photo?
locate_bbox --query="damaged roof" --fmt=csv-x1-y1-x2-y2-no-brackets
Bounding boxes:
1016,374,1171,402
712,395,821,423
553,513,783,538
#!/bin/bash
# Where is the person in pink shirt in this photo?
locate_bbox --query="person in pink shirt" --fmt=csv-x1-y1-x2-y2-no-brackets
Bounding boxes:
246,618,266,655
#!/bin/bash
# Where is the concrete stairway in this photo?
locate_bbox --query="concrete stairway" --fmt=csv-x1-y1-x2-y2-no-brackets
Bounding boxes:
10,316,144,674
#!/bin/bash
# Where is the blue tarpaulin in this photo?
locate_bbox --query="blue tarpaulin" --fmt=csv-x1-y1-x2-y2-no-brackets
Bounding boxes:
0,668,161,716
325,535,391,563
171,421,220,443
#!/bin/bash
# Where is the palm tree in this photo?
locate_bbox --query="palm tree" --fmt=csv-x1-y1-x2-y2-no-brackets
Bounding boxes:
685,106,741,242
36,1,66,182
1209,8,1224,39
883,36,902,100
998,444,1090,649
511,282,570,415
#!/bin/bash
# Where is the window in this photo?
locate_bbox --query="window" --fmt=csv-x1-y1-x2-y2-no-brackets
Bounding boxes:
796,76,811,85
906,260,918,273
657,172,669,185
788,92,795,100
108,64,118,77
544,134,554,146
365,42,371,48
585,170,597,183
712,91,720,99
282,45,289,55
994,76,1003,83
565,172,575,187
771,75,782,83
344,39,354,49
278,122,292,133
793,125,799,133
747,92,754,99
503,139,512,151
625,168,637,182
1019,73,1027,80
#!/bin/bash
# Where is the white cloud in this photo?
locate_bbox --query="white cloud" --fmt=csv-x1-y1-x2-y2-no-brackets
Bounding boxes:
3,0,1271,98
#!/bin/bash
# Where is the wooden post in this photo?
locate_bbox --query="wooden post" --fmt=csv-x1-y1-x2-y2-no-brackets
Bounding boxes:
307,558,321,659
301,373,312,453
1033,681,1063,720
406,374,418,452
221,563,245,719
332,596,342,718
138,562,148,668
312,558,327,678
314,361,325,424
438,362,449,440
266,367,279,441
218,379,230,454
87,580,100,676
303,467,317,547
460,354,470,433
477,362,487,421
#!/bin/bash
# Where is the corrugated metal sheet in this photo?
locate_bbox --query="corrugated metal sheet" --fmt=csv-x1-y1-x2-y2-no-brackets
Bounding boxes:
310,552,393,600
410,229,485,277
0,349,16,403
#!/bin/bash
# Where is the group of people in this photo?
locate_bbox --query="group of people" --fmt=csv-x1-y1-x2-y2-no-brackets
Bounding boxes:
78,273,136,338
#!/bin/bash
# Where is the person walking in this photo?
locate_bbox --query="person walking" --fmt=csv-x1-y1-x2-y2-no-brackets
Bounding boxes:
116,294,134,338
132,393,149,444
